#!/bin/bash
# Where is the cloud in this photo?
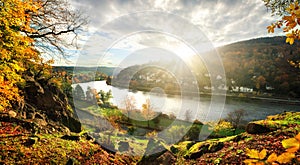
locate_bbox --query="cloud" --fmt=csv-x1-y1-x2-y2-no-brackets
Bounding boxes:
68,0,279,66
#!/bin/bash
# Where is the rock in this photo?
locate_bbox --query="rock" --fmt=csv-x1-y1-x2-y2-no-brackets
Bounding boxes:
187,143,209,159
208,142,224,152
246,122,271,134
151,151,176,165
23,76,81,133
24,137,38,147
187,141,224,160
138,138,168,165
61,135,80,141
118,141,130,152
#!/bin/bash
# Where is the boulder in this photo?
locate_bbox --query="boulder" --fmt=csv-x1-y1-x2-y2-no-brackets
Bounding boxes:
246,122,271,134
22,76,81,133
186,141,224,159
138,138,171,165
118,141,130,152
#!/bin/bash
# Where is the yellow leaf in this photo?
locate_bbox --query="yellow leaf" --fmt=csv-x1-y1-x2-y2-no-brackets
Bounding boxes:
295,133,300,141
276,152,295,164
245,148,260,159
259,149,267,159
286,37,295,44
286,146,299,153
255,162,265,165
267,25,275,33
282,138,300,149
244,159,259,164
267,153,278,163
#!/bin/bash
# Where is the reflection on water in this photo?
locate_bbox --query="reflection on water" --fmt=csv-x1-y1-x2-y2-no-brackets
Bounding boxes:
74,81,300,122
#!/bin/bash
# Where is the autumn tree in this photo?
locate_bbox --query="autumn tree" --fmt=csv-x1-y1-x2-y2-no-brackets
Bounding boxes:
256,75,267,92
0,0,86,111
123,95,136,122
0,0,40,111
73,84,85,100
141,98,156,128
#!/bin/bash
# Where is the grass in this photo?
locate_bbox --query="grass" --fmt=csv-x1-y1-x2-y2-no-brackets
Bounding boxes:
0,122,140,164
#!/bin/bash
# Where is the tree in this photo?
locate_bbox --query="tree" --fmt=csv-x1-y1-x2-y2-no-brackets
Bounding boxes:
73,84,85,100
226,109,247,133
86,86,92,101
123,95,136,122
98,90,113,107
0,0,86,111
264,0,300,67
141,98,156,128
0,0,40,111
185,109,192,122
22,0,87,57
256,75,267,92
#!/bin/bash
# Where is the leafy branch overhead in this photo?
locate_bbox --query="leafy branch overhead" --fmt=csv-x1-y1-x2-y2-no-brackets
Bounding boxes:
264,0,300,68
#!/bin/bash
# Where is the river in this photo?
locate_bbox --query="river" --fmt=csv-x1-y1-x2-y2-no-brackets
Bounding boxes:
73,81,300,122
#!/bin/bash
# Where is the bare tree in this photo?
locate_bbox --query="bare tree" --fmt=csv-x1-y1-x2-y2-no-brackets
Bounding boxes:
185,109,192,122
23,0,88,58
226,109,247,133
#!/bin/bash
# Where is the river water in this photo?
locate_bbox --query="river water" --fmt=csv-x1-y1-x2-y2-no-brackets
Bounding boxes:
73,81,300,122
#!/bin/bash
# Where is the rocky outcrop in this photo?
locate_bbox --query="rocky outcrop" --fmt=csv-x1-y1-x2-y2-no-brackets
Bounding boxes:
21,76,81,133
185,141,224,159
246,122,271,134
138,138,172,165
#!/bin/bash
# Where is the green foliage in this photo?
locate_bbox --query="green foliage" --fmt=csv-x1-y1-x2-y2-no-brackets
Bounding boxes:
184,124,201,141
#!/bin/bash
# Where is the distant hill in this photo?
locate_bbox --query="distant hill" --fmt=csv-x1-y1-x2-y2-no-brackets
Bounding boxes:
112,36,300,97
53,66,121,76
217,36,300,97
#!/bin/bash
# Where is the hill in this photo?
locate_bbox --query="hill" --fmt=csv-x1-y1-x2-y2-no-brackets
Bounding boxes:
218,36,300,96
54,66,120,76
112,36,300,97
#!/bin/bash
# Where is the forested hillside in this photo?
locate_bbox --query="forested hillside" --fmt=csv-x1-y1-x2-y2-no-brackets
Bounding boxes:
219,36,300,97
113,36,300,97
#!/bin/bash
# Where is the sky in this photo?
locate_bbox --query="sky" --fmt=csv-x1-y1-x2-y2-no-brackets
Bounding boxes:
61,0,282,67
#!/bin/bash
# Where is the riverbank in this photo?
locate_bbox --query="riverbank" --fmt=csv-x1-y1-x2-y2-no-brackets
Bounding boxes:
112,84,300,106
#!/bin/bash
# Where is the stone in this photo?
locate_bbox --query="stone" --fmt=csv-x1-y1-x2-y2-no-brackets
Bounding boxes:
118,141,130,152
246,122,271,134
61,135,80,141
22,76,82,133
138,138,169,165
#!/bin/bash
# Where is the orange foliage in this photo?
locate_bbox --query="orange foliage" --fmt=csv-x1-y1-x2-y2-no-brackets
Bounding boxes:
0,0,41,111
267,2,300,68
244,132,300,164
